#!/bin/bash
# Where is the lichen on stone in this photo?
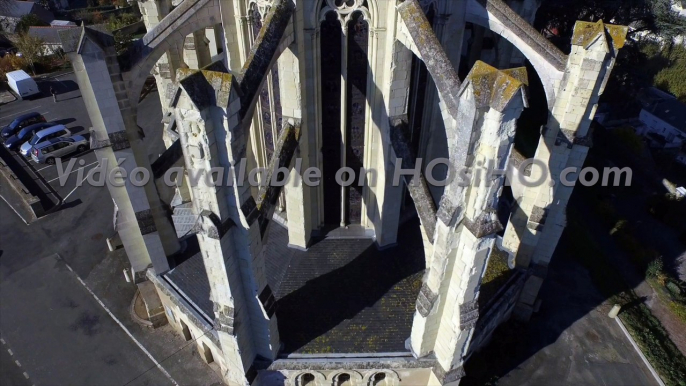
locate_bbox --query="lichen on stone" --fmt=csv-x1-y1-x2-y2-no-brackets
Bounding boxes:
572,20,628,50
464,61,527,111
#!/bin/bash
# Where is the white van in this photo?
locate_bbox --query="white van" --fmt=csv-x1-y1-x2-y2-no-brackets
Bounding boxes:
6,70,40,99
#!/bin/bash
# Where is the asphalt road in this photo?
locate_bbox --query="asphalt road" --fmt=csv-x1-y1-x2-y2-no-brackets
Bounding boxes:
0,340,32,386
0,73,218,386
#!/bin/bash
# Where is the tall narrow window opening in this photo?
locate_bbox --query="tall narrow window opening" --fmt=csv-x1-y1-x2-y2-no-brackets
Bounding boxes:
345,11,369,224
320,11,343,226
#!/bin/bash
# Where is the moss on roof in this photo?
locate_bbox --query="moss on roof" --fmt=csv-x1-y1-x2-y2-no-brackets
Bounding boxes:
572,20,628,50
177,68,235,110
465,61,528,111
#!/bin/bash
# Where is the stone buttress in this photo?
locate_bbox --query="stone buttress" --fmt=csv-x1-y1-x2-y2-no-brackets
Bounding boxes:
59,26,180,280
502,20,628,320
409,61,528,384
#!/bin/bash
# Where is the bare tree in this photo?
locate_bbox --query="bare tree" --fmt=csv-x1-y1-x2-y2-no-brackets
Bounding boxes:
14,33,44,75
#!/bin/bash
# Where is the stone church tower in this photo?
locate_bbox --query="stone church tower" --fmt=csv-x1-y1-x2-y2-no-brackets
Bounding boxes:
59,0,626,384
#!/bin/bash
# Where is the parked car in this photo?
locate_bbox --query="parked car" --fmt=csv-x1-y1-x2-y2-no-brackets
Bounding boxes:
3,122,57,150
1,112,46,139
31,135,89,164
20,124,71,156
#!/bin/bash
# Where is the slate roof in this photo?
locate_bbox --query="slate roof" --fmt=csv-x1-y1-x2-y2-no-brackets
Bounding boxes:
164,217,426,355
172,202,199,238
50,20,76,27
268,220,425,354
645,98,686,134
2,1,53,22
165,249,215,321
28,26,77,44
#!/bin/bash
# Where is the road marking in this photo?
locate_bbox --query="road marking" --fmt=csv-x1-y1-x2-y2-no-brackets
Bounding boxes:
0,107,36,121
8,349,13,356
59,255,179,386
61,183,81,202
1,338,5,344
15,360,21,367
47,161,97,183
0,194,31,225
36,164,54,172
23,372,29,379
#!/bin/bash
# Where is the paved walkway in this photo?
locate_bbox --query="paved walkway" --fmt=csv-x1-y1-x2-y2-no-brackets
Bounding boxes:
0,89,16,105
463,248,659,385
578,202,686,356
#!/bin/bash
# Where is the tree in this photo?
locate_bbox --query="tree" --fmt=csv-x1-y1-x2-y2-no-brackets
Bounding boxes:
535,0,686,105
16,14,49,34
14,34,45,75
651,0,686,41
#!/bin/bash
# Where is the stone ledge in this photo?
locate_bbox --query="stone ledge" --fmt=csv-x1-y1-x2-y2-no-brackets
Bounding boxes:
477,0,567,71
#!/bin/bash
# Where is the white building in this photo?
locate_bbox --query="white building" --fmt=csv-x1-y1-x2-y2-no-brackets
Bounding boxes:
27,25,77,55
637,92,686,148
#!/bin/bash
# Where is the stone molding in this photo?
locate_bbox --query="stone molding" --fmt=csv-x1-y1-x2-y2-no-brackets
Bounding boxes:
135,209,157,235
108,130,131,151
416,283,438,317
459,300,479,330
213,301,236,335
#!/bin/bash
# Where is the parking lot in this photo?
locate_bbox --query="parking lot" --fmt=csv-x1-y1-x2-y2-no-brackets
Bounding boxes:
0,71,95,209
0,71,166,215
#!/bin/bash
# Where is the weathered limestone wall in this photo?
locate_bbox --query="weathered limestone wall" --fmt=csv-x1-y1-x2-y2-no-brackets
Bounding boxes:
219,0,247,72
272,367,434,386
148,271,226,371
183,30,213,69
173,69,276,385
408,59,527,383
502,21,628,320
278,41,312,249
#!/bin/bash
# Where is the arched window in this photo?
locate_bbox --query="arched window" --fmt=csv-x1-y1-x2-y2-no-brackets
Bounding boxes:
320,10,343,226
336,373,352,386
372,373,387,385
299,373,315,386
319,0,371,227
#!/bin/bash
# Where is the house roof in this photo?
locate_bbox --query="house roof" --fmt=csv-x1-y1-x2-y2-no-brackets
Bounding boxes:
646,98,686,134
28,26,77,44
2,1,54,23
50,20,76,27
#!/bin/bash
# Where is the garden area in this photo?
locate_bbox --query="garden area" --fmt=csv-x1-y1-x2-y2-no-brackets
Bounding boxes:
0,1,143,80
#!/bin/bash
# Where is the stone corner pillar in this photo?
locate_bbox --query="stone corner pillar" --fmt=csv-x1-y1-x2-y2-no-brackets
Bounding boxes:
59,27,180,279
410,61,528,384
503,20,628,321
173,67,282,385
